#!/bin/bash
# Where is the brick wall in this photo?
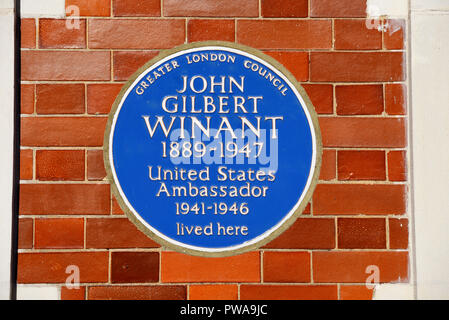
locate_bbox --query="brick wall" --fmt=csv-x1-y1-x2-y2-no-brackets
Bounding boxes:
18,0,408,300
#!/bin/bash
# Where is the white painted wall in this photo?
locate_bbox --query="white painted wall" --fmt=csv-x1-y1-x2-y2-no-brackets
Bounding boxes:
0,0,14,300
410,0,449,300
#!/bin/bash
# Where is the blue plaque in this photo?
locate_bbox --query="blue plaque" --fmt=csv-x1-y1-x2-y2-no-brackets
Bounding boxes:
104,42,322,257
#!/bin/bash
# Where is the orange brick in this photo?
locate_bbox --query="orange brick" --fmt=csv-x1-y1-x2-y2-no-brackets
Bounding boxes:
313,251,408,283
112,197,124,215
238,20,332,49
338,150,386,181
36,84,85,114
384,19,405,50
20,149,33,180
389,218,408,249
36,150,85,181
66,0,111,16
113,0,161,17
338,218,386,249
87,83,123,114
319,117,406,148
188,19,235,42
311,52,405,82
336,85,383,115
87,150,106,181
21,51,110,81
88,285,186,300
302,84,333,114
264,51,309,82
189,285,238,300
264,218,335,249
320,149,336,181
313,184,406,215
61,287,85,300
335,19,382,50
21,18,36,48
340,285,373,300
18,218,33,249
89,19,185,49
18,252,109,283
262,0,308,17
35,218,84,249
388,150,407,182
161,252,260,283
113,51,159,81
164,0,258,17
111,252,159,283
21,117,107,147
241,285,338,300
39,19,86,49
311,0,366,18
19,184,110,215
86,218,159,248
21,84,35,114
263,252,310,283
386,84,407,115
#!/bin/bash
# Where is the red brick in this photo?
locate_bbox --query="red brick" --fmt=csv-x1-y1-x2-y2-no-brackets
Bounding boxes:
18,252,109,283
319,117,406,148
88,285,186,300
21,18,36,48
302,202,311,215
22,51,110,81
336,85,383,115
111,252,159,283
161,252,260,283
21,84,35,114
87,84,122,115
87,150,106,181
20,149,33,180
114,0,161,17
313,251,408,283
264,218,335,249
335,19,382,50
36,84,85,114
384,19,405,50
340,285,373,300
263,252,310,283
35,218,84,249
265,51,309,82
320,149,336,181
61,287,86,300
188,19,235,42
86,218,159,248
302,84,333,114
113,51,159,81
189,285,238,300
386,84,407,115
388,151,407,182
238,20,332,49
389,218,408,249
112,197,124,215
314,184,406,215
262,0,308,17
338,150,386,181
19,184,110,215
66,0,111,16
311,0,366,17
311,52,405,82
241,285,338,300
89,19,185,49
36,150,85,181
18,218,33,249
164,0,258,17
21,117,107,147
338,218,386,249
39,19,86,49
